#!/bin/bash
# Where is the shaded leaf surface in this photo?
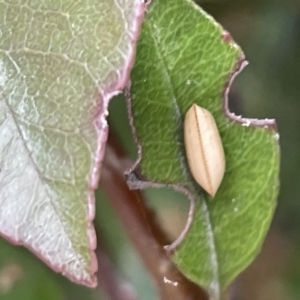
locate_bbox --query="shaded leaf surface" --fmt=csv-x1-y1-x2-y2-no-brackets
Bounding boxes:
0,0,145,286
127,0,280,298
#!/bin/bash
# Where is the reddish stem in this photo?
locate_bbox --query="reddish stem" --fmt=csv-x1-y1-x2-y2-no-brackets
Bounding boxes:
99,132,208,300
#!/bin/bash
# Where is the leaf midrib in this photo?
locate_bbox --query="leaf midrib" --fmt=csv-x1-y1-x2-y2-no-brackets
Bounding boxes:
1,88,86,272
146,12,221,296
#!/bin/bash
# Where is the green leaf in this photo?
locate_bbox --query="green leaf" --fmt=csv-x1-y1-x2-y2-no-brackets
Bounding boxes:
0,0,146,286
127,0,280,298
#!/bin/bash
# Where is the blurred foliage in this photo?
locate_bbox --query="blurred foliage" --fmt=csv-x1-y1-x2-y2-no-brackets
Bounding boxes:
0,237,100,300
1,0,300,299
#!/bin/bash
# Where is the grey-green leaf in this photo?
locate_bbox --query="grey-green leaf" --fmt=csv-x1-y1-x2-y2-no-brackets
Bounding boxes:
0,0,146,286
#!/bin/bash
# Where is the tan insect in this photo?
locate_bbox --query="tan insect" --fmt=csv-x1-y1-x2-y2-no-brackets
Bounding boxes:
184,104,225,197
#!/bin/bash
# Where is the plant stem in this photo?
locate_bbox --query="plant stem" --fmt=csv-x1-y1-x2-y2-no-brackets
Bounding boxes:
100,131,208,300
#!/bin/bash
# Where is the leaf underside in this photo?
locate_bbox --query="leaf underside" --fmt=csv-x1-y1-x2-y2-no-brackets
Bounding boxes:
0,0,145,286
127,0,280,298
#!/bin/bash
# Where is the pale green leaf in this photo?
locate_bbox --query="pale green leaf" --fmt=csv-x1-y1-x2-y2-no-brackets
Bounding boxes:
0,0,145,286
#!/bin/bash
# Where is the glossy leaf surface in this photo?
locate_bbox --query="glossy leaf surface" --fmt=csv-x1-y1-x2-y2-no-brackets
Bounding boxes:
0,0,146,286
